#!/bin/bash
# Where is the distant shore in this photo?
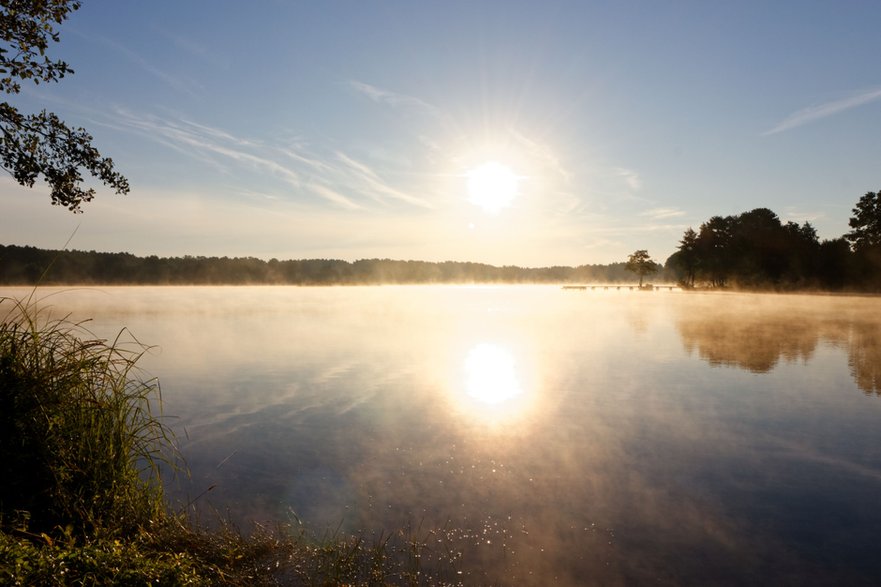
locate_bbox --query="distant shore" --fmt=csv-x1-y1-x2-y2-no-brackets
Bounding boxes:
0,243,662,286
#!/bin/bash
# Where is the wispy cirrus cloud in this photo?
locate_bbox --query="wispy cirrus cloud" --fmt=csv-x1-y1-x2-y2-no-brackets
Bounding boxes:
348,80,442,118
336,151,434,209
309,183,363,210
81,33,203,99
764,87,881,135
103,108,439,211
614,167,643,192
509,129,572,185
105,109,364,208
151,25,228,70
281,148,334,173
782,208,822,224
112,110,303,187
641,207,686,220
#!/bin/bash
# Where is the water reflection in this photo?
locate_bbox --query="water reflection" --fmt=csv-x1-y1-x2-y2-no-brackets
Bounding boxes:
678,311,818,372
448,342,536,426
848,322,881,395
5,286,881,584
465,343,522,406
675,294,881,395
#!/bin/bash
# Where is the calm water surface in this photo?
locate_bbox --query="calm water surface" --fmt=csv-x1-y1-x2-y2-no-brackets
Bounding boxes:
4,285,881,585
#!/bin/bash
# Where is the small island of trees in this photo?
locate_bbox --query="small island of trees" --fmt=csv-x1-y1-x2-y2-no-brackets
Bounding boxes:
664,191,881,291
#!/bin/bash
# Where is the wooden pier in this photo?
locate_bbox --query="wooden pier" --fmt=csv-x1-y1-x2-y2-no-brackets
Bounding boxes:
562,284,678,291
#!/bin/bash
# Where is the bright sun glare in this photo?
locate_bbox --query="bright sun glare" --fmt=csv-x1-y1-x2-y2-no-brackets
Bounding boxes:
467,162,519,214
465,343,523,405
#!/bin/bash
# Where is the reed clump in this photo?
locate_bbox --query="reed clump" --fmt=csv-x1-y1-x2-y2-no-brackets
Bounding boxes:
0,296,173,537
0,295,464,585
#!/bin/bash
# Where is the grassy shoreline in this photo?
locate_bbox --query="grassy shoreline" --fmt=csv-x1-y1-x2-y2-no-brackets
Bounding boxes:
0,297,462,585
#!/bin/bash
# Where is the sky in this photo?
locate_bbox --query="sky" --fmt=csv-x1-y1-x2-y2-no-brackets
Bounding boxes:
1,0,880,267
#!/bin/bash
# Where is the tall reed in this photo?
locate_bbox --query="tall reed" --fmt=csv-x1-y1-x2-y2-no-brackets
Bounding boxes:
0,294,465,584
0,295,177,536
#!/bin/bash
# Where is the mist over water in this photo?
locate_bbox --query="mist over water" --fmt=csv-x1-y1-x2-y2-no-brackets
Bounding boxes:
4,286,881,585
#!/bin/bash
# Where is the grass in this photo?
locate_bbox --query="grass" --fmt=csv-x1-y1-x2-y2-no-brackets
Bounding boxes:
0,295,464,585
0,295,172,537
0,515,466,585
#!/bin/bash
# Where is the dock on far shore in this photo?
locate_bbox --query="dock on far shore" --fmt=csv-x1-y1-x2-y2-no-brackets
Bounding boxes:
562,284,679,291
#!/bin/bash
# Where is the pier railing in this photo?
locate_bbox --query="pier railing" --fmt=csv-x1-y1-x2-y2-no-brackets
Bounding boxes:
561,284,679,291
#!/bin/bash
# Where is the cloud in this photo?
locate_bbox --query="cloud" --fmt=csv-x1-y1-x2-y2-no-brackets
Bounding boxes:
335,151,434,209
107,109,325,199
348,80,442,118
509,129,572,184
614,167,643,191
641,207,686,220
782,208,822,224
105,108,439,211
151,25,227,70
82,33,203,99
281,148,334,173
764,87,881,135
117,112,303,188
309,184,363,210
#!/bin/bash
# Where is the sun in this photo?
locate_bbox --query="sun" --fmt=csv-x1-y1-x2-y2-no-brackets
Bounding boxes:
467,161,519,214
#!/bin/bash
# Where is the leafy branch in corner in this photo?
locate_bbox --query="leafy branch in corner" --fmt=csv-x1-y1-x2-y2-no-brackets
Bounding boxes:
0,0,129,211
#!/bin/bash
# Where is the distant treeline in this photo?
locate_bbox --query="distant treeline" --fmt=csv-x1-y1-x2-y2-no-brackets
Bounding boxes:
4,194,879,290
664,205,881,291
0,245,669,285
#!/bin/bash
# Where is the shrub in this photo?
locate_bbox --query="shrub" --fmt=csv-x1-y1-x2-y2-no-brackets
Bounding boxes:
0,296,176,537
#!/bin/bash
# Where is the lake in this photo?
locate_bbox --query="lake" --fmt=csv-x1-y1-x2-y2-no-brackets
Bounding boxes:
3,285,881,585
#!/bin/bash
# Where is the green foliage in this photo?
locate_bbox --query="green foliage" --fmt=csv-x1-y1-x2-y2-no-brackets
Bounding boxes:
128,516,467,586
0,296,175,536
0,530,206,586
0,0,129,211
0,0,80,93
0,515,467,586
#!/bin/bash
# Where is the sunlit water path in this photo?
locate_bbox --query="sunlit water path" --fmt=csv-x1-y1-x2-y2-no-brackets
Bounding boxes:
3,286,881,585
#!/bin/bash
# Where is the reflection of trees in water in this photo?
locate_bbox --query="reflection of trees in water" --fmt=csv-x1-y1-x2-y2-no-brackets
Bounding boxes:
848,323,881,395
678,312,818,373
676,302,881,395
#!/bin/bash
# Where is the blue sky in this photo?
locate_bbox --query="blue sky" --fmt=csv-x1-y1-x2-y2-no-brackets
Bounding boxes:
1,1,880,266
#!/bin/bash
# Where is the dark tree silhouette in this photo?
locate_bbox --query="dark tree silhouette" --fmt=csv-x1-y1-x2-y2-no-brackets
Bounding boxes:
669,227,698,288
0,244,670,285
816,238,853,289
625,249,658,287
846,191,881,252
0,0,129,211
696,215,735,287
666,208,836,289
845,190,881,287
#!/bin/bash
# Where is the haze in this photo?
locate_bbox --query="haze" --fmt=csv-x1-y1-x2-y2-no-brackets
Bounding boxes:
4,285,879,584
1,2,879,267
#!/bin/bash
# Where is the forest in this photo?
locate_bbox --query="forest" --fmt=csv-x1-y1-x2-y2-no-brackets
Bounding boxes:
665,191,881,291
2,192,879,290
0,245,651,285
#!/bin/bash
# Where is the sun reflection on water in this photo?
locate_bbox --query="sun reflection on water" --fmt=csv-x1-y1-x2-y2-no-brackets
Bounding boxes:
465,343,523,405
453,342,534,425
